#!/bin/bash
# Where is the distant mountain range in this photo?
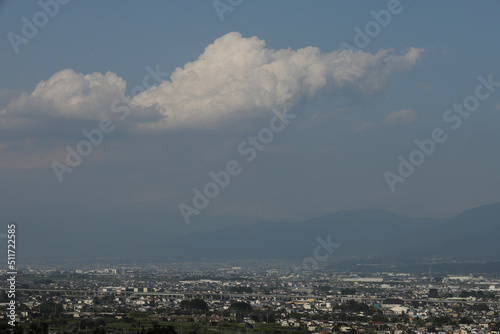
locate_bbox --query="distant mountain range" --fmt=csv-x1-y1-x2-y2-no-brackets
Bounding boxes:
154,203,500,262
15,202,500,263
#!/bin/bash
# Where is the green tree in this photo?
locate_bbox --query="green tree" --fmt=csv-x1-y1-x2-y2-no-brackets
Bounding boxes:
230,302,252,312
180,300,191,309
0,291,9,303
459,317,474,324
341,288,356,295
28,323,48,334
471,304,489,312
39,301,64,315
146,325,177,334
229,286,253,293
190,298,208,311
459,290,470,298
428,288,439,298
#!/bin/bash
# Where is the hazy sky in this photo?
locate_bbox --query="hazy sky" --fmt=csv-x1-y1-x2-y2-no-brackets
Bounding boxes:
1,1,499,235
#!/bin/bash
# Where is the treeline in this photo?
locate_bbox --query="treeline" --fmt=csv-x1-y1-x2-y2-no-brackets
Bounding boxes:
228,286,253,293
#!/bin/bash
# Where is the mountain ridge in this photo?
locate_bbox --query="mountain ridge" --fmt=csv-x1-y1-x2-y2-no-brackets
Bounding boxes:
16,202,500,262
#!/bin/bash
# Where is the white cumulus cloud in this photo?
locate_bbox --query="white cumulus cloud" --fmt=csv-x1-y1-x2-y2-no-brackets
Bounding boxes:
132,32,423,129
1,32,424,131
2,69,126,120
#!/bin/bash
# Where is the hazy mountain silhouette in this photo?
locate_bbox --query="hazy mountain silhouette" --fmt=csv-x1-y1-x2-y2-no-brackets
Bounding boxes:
17,202,500,262
154,203,500,262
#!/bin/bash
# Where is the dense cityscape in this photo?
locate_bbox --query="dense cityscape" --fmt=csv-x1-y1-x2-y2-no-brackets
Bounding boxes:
2,262,500,333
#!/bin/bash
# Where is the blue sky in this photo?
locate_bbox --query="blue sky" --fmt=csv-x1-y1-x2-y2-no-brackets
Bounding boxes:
1,1,499,237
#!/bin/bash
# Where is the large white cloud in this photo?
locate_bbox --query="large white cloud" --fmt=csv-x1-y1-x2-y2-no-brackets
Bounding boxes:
1,32,423,130
132,32,423,129
1,69,126,120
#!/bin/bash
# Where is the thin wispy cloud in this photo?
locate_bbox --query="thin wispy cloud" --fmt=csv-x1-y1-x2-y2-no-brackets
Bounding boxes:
356,109,417,131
